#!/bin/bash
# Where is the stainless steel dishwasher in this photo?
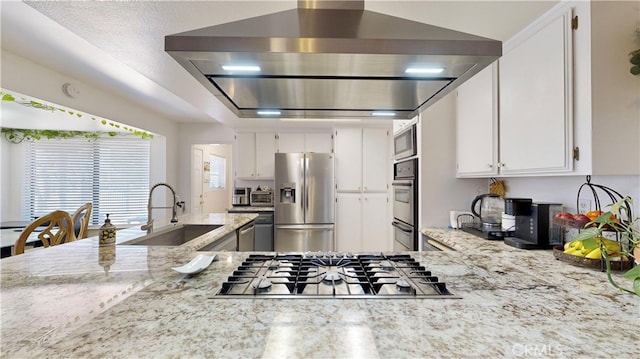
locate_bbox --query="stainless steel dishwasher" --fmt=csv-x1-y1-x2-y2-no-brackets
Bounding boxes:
254,212,274,251
237,221,255,251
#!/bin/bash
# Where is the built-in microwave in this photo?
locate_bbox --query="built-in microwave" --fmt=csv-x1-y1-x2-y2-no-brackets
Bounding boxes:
393,124,417,161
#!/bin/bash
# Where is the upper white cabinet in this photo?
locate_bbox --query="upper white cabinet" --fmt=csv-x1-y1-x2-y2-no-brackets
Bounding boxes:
277,132,333,153
456,64,498,177
235,132,277,179
572,1,639,175
456,10,575,177
498,10,574,175
335,127,389,192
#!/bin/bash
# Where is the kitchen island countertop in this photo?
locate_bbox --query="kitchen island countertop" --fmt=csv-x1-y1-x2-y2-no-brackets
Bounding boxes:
1,222,637,358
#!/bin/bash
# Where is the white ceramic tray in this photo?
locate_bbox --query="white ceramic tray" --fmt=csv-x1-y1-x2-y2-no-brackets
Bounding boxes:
172,254,217,275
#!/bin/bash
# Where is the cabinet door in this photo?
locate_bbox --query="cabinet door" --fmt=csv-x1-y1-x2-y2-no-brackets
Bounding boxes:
499,12,573,174
255,133,276,178
236,133,256,178
362,193,389,251
362,128,388,192
335,129,363,191
456,64,498,177
277,133,305,153
335,193,362,252
305,133,333,153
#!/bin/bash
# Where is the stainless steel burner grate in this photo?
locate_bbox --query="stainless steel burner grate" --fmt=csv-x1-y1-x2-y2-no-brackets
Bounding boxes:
211,253,459,299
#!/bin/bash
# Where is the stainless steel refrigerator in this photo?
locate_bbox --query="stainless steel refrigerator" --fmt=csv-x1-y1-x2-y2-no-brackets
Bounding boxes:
274,153,334,252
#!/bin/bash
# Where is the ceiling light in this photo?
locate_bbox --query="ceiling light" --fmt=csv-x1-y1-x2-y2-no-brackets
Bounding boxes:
257,110,281,116
405,67,444,75
371,111,396,117
221,65,261,72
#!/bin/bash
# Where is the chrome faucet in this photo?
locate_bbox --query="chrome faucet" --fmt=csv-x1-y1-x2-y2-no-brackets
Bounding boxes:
141,183,179,234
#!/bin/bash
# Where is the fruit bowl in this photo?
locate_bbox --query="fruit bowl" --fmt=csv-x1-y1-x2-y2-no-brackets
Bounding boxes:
552,246,634,271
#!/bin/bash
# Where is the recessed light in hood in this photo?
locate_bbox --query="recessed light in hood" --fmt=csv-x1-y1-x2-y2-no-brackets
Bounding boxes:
165,1,501,119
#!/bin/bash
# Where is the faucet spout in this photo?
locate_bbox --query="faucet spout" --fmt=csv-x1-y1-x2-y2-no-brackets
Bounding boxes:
142,182,179,234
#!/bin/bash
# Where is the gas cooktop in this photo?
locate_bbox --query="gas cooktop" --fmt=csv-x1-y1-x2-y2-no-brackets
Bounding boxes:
211,253,459,299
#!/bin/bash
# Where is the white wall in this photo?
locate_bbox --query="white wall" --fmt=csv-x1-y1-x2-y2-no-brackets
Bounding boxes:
419,93,488,228
499,175,640,216
0,51,180,220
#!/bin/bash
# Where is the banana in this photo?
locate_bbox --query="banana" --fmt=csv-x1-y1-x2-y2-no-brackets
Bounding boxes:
564,247,584,256
585,248,602,259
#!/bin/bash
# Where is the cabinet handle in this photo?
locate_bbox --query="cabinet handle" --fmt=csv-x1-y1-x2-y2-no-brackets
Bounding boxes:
487,164,493,168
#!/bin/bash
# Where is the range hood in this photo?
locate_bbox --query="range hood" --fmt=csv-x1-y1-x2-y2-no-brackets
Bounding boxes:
165,1,501,119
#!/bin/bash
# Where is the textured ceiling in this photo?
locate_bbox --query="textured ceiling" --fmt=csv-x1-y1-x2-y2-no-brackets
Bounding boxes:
2,1,559,129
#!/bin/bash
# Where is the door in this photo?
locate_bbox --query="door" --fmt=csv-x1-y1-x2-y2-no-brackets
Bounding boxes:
235,133,256,178
362,128,388,192
362,193,389,251
392,180,414,226
274,224,334,252
274,153,304,225
335,129,362,191
191,147,204,215
335,193,362,252
305,153,334,224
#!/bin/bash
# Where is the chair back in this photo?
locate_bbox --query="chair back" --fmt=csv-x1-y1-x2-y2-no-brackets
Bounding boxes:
14,210,76,255
72,202,93,239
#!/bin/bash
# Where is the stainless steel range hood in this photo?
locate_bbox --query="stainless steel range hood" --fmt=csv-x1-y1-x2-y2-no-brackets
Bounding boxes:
165,1,501,119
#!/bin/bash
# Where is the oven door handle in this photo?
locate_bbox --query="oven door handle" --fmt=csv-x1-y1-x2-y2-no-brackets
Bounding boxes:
392,181,413,187
392,220,414,233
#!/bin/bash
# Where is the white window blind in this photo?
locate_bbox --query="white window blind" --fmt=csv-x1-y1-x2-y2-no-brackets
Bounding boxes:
22,137,150,225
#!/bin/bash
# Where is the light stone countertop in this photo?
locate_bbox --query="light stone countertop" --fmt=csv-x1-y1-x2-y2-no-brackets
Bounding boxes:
1,222,638,358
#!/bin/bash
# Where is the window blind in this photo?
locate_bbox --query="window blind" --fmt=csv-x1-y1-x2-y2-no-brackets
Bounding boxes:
23,137,150,225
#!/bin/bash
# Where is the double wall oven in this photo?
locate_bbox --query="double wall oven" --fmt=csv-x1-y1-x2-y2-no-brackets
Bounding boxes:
392,158,418,251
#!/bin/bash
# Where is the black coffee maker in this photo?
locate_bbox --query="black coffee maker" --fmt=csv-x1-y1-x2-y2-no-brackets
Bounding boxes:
503,198,563,249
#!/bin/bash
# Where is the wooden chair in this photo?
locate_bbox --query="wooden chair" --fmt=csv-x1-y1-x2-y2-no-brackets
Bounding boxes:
72,202,93,239
13,210,76,255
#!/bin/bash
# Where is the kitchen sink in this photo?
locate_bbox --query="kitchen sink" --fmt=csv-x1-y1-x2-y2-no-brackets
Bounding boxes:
122,224,222,246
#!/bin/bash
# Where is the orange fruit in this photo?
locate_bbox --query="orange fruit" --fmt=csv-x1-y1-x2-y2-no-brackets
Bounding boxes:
586,210,603,220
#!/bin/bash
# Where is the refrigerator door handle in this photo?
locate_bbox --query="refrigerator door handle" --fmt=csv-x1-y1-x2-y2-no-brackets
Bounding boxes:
275,224,335,230
303,154,309,222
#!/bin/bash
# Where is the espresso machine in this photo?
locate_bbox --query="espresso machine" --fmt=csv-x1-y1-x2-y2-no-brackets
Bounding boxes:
503,198,563,249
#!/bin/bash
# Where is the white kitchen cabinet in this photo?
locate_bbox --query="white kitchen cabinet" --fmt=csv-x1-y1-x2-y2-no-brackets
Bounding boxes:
456,10,574,177
277,132,333,153
235,132,276,179
336,192,389,252
456,64,498,177
335,127,389,192
498,10,574,175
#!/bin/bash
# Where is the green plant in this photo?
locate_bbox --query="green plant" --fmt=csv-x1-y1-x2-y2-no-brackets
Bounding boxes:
1,90,153,140
574,196,640,296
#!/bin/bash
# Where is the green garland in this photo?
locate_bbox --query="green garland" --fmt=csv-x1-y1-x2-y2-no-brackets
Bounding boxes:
1,128,108,143
1,91,154,140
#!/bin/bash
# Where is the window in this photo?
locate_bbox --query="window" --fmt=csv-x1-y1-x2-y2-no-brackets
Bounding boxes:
22,137,150,225
209,154,226,189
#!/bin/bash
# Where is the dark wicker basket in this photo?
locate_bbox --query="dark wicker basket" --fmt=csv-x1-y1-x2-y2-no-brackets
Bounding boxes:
552,245,634,272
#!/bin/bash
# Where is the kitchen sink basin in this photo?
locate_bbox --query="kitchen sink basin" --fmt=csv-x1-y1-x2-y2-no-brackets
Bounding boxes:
122,224,222,246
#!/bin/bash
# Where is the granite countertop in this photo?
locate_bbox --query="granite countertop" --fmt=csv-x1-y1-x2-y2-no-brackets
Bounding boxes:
1,222,638,358
227,206,274,213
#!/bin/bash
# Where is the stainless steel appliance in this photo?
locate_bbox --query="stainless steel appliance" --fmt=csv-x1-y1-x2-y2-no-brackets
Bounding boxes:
166,1,502,119
274,153,335,252
237,220,256,251
212,252,458,299
227,208,274,251
232,187,251,206
254,212,274,251
250,190,273,206
394,124,417,161
505,202,563,249
470,193,504,228
392,158,418,251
